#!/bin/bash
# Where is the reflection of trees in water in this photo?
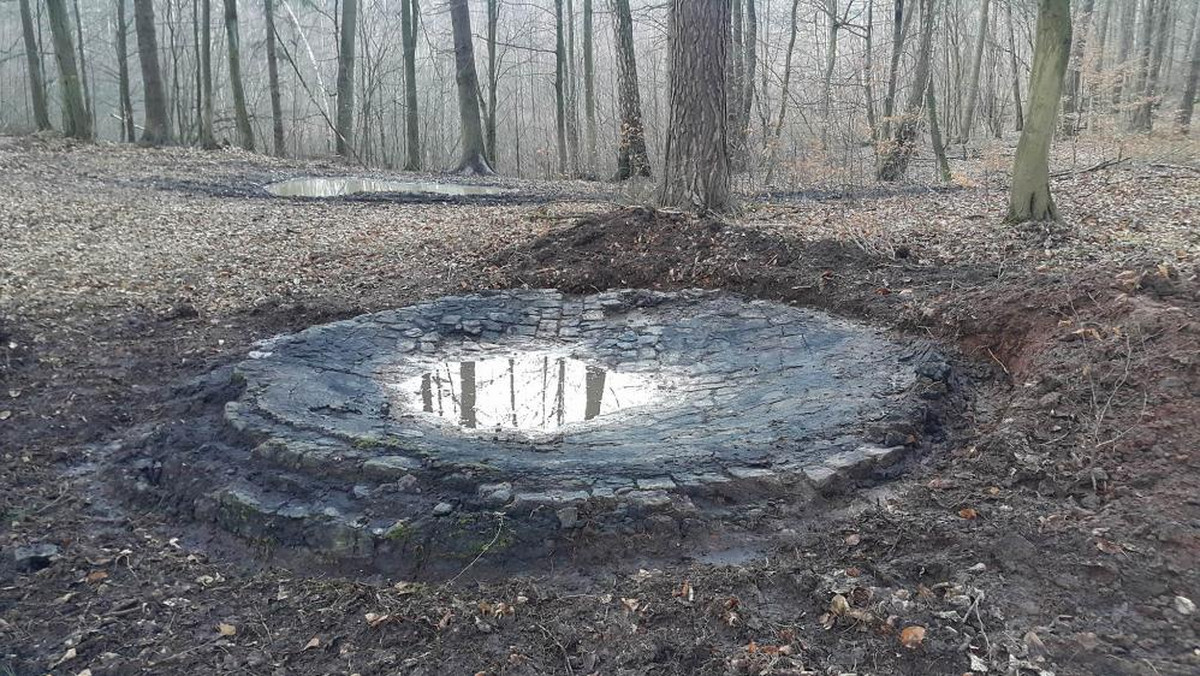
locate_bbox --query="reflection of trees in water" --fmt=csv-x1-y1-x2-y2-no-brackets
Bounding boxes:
415,355,633,431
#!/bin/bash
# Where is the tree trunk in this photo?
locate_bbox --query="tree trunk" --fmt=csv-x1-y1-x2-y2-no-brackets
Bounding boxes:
264,0,285,156
554,0,568,174
863,0,878,138
1132,0,1171,131
1062,0,1094,135
335,0,356,156
1005,0,1024,131
959,0,990,143
1111,0,1137,108
46,0,92,139
737,0,757,168
224,0,254,150
20,0,52,131
877,0,935,181
1129,0,1157,128
881,0,905,139
1008,0,1071,223
449,0,492,174
72,0,94,132
612,0,650,180
731,0,744,141
821,0,839,121
928,84,950,183
401,0,420,169
116,0,136,141
198,0,215,148
1179,7,1200,133
659,0,731,213
765,0,800,184
485,0,499,167
565,0,580,174
583,0,596,172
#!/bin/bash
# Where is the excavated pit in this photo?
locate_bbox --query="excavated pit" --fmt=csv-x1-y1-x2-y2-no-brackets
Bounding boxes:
152,289,954,573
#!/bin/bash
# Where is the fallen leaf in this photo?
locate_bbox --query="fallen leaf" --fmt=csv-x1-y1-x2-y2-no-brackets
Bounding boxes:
829,594,850,615
303,636,321,651
844,532,861,546
217,623,237,637
85,570,109,584
1095,538,1125,555
0,411,11,421
900,625,926,649
958,507,979,520
50,647,76,668
364,612,391,628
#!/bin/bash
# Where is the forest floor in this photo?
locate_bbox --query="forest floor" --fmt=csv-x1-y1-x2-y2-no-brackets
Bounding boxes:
0,133,1198,675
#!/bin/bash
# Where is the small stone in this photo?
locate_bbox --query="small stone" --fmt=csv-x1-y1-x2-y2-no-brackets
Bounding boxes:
636,477,676,491
477,482,513,506
362,455,423,479
352,485,371,499
432,502,454,516
556,506,579,529
1174,596,1195,616
14,543,61,572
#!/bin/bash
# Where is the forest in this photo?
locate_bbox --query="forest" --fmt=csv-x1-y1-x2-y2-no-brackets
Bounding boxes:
1,1,1199,675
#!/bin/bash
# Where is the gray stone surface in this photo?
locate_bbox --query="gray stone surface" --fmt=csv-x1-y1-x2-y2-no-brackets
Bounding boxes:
203,289,944,559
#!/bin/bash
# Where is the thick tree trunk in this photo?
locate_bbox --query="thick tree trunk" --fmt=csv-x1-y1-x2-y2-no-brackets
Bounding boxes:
71,0,93,130
46,0,92,139
264,0,285,156
554,0,568,174
335,0,356,156
449,0,492,174
1179,8,1200,133
1062,0,1094,135
223,0,254,150
659,0,731,213
877,0,935,182
116,0,136,141
1005,0,1024,131
198,0,215,148
1111,0,1137,108
486,0,499,166
583,0,597,172
1132,0,1171,131
959,0,990,142
401,0,420,169
612,0,649,180
20,0,52,131
1008,0,1071,223
1129,0,1157,127
132,0,170,144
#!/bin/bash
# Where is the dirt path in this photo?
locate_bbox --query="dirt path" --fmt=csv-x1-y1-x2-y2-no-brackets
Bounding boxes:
1,136,1197,675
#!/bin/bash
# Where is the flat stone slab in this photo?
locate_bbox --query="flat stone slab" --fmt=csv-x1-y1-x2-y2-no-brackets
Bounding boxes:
194,290,947,565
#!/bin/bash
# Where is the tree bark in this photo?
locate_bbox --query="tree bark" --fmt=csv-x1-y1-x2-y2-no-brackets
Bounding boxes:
1179,6,1200,133
1005,0,1024,130
223,0,254,150
72,0,94,131
20,0,52,131
486,0,499,166
198,0,215,148
265,0,285,155
659,0,731,213
565,0,580,174
1008,0,1071,223
583,0,597,172
612,0,650,179
1132,0,1171,131
881,0,905,139
821,0,839,121
736,0,757,168
959,0,990,142
928,84,950,183
554,0,568,174
401,0,420,169
1062,0,1094,135
116,0,136,141
449,0,492,174
335,0,356,156
877,0,935,181
46,0,92,139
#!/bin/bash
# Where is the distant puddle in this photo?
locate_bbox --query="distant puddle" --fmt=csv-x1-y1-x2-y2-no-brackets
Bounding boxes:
393,353,659,433
265,177,509,198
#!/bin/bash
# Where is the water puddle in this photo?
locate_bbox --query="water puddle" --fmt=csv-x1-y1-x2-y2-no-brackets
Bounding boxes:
265,177,510,198
391,353,659,433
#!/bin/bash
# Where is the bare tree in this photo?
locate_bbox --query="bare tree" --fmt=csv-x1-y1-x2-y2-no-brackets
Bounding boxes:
928,85,950,183
1131,0,1172,131
1009,0,1071,222
1061,0,1094,135
264,0,285,156
19,0,52,131
612,0,650,180
485,0,500,166
765,0,801,184
449,0,492,174
583,0,597,172
198,0,216,148
115,0,136,142
959,0,990,143
1180,6,1200,133
881,0,907,140
555,0,568,174
660,0,731,212
46,0,92,139
335,0,357,156
877,0,935,182
401,0,420,170
223,0,254,150
132,0,170,144
1005,0,1024,131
